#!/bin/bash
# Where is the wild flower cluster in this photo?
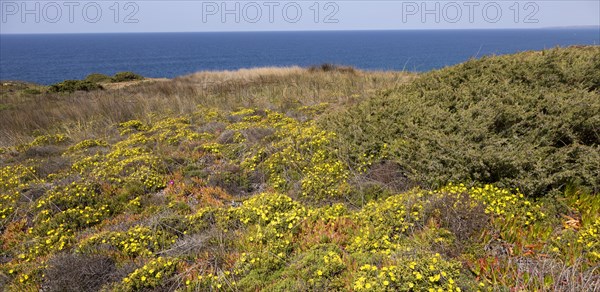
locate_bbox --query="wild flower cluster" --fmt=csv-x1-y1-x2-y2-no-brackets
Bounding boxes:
66,138,108,152
349,191,423,254
34,183,111,230
0,165,35,222
578,217,600,260
150,117,205,145
118,119,150,135
267,122,349,199
71,141,165,190
120,256,178,290
226,109,350,200
20,224,74,260
442,183,546,225
31,134,69,145
353,252,461,292
78,225,176,257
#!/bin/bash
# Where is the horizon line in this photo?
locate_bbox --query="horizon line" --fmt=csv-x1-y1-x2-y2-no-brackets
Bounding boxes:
1,25,599,35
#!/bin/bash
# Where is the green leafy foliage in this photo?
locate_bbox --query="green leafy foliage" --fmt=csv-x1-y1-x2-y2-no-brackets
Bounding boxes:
48,80,103,93
111,71,144,83
85,73,112,83
323,46,600,196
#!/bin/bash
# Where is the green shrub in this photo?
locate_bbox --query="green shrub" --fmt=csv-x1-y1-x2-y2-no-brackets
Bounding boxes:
112,71,144,83
23,88,41,95
119,257,178,291
268,244,347,291
323,46,600,196
84,73,112,83
48,80,103,93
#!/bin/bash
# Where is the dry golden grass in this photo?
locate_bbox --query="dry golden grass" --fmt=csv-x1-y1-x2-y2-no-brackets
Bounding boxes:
0,66,414,146
182,66,305,84
99,77,170,90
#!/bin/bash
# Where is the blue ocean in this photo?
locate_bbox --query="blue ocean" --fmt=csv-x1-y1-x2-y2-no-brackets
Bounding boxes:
1,29,598,85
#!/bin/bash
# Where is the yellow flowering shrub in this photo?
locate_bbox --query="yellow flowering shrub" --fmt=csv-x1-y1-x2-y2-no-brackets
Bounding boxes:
35,182,98,212
231,108,257,117
148,117,204,145
0,165,35,222
17,224,74,260
71,139,166,190
17,133,69,151
183,206,236,236
118,120,149,135
262,121,349,199
313,203,350,221
233,192,305,226
41,204,110,230
67,139,108,152
267,244,347,291
201,142,223,154
231,193,308,274
183,272,233,291
353,253,461,292
120,257,178,290
349,191,424,254
78,225,176,257
578,218,600,260
441,184,546,224
33,182,112,235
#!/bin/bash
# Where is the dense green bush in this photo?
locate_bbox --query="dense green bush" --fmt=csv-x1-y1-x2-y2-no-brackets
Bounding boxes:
84,73,112,83
322,46,600,196
48,80,103,93
46,72,143,93
111,71,143,82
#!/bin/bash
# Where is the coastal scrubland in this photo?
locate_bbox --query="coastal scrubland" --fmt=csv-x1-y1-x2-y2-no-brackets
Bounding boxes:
0,47,599,291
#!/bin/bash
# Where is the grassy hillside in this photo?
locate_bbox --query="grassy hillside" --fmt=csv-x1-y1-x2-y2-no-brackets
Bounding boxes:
0,49,599,291
0,66,410,146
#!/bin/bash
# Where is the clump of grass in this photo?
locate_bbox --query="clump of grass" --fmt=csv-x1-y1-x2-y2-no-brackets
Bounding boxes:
308,63,356,74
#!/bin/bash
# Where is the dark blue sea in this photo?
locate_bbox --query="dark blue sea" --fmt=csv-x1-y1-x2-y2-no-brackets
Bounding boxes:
1,29,598,85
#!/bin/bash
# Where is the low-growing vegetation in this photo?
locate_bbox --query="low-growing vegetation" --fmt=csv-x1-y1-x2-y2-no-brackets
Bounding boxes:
5,71,146,96
111,71,144,83
323,46,600,196
85,73,113,83
48,80,104,93
0,47,599,291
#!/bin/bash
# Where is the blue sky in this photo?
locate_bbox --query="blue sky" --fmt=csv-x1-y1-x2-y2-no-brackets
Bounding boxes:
1,0,599,33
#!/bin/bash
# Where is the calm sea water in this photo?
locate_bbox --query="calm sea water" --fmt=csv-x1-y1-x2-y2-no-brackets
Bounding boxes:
1,29,598,85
